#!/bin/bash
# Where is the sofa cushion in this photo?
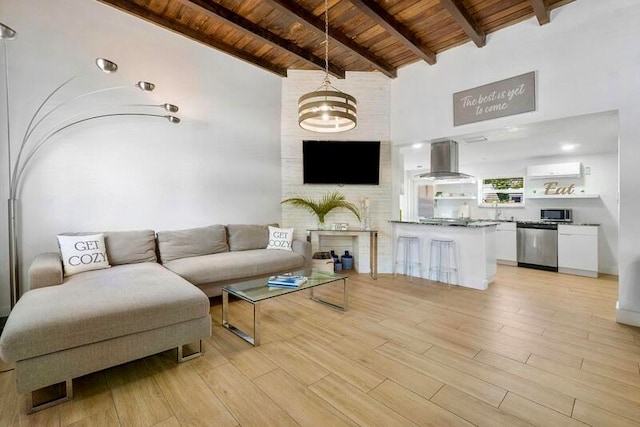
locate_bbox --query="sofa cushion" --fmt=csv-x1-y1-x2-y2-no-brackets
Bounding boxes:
0,263,209,362
57,234,110,276
157,225,228,263
227,224,275,251
163,249,304,285
58,230,158,265
104,230,158,265
266,226,294,251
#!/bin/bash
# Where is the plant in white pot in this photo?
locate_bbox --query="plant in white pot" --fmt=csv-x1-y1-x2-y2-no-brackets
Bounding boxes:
281,191,361,229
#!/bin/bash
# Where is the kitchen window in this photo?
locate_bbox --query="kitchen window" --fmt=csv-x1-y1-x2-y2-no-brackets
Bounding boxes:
480,177,525,207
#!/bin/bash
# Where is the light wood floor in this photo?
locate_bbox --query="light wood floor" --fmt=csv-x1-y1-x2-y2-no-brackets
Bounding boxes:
2,265,640,426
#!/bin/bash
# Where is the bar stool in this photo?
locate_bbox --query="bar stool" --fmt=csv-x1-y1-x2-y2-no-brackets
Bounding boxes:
394,235,422,281
428,238,458,288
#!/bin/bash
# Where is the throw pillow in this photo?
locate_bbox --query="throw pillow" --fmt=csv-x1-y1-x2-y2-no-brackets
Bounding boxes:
266,226,294,251
156,225,229,263
57,233,111,276
227,224,278,251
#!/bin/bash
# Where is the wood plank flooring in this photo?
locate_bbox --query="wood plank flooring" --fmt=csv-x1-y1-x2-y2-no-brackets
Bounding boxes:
1,265,639,426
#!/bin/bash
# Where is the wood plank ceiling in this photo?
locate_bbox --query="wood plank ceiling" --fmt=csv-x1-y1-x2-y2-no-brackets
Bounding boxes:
98,0,574,78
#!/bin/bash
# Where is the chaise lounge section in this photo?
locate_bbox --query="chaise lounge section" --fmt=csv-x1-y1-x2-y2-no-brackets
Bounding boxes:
0,224,311,413
0,230,211,412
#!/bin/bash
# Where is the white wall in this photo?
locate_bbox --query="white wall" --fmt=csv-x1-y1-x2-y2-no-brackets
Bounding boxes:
0,0,283,314
281,71,394,273
390,0,640,325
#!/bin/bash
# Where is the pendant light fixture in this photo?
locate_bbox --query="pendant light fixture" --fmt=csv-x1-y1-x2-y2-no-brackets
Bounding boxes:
298,0,357,133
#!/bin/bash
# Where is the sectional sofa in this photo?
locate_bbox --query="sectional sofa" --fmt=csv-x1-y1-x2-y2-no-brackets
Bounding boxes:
0,224,311,412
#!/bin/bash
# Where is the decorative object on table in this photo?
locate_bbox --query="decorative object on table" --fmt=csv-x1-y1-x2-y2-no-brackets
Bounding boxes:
312,252,334,274
359,197,372,230
458,202,470,219
281,191,361,230
297,0,357,133
1,22,181,309
341,250,353,270
332,222,349,230
266,226,294,251
330,250,339,264
267,275,308,288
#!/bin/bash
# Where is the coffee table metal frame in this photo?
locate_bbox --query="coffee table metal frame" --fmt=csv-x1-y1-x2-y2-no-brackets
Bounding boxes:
221,269,347,346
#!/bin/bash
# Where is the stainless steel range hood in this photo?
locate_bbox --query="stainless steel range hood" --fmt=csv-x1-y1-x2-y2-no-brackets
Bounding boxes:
418,140,474,180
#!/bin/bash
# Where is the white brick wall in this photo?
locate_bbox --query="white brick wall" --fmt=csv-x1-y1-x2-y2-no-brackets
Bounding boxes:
281,71,394,273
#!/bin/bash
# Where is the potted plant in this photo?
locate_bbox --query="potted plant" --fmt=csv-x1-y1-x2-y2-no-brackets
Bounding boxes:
281,191,361,229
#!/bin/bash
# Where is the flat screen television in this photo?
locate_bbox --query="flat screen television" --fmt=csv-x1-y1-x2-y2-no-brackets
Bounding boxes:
303,140,380,185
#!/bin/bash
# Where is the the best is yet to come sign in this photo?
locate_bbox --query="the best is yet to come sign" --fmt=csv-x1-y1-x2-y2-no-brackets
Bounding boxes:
453,71,536,126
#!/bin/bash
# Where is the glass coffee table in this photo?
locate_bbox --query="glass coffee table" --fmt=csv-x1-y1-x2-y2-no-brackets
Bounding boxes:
221,269,347,346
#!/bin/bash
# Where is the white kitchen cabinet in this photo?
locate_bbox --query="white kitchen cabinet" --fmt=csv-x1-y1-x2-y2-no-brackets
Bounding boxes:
496,222,517,265
558,225,598,277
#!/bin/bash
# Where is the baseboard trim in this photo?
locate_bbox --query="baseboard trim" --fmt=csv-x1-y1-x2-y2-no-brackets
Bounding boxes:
616,302,640,327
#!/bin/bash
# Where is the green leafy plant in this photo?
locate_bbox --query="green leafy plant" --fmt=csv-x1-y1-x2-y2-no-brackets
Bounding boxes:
484,177,524,190
281,192,361,225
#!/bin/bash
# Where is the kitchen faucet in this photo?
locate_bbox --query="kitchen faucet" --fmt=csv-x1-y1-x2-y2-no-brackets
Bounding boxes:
492,202,502,220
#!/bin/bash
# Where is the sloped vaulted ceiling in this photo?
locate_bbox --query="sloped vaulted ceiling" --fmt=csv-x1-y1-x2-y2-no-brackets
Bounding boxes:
98,0,574,78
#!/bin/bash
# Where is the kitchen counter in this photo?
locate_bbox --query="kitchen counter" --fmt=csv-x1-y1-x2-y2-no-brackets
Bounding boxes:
475,219,600,226
390,219,499,228
391,221,496,290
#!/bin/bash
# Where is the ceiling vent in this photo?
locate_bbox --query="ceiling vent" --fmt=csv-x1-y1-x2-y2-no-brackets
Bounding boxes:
461,136,489,143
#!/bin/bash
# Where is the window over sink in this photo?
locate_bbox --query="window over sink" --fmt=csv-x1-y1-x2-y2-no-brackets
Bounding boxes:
480,177,525,207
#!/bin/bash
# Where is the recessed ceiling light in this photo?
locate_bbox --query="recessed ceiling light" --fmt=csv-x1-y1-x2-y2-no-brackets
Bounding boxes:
507,126,519,133
561,143,580,151
412,143,424,149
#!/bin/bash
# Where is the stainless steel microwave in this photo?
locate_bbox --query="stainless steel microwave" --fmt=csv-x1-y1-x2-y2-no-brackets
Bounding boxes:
540,208,573,222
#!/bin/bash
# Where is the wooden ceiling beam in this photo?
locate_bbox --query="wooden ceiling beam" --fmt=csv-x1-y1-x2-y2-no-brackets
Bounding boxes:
530,0,550,25
439,0,486,47
97,0,288,77
348,0,436,65
180,0,345,79
265,0,397,78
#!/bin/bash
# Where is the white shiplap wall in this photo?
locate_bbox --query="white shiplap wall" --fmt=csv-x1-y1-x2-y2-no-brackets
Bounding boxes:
281,71,394,273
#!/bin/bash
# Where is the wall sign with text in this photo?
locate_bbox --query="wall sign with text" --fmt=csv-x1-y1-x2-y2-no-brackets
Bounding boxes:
453,71,536,126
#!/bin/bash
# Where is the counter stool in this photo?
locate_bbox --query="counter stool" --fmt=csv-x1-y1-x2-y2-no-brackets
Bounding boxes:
428,238,458,288
394,235,422,281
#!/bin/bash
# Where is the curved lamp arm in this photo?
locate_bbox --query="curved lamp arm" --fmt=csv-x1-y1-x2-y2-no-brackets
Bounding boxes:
11,100,175,197
18,58,119,160
23,83,155,143
16,82,156,180
11,112,180,198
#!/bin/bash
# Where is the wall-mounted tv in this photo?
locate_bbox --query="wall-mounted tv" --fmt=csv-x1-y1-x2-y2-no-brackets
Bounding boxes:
303,140,380,185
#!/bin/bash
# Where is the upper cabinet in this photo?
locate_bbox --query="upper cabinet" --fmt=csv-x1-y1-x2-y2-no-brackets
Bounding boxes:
527,162,582,179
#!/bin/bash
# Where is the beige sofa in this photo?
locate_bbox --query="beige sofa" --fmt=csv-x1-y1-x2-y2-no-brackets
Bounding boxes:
158,224,311,297
0,224,310,412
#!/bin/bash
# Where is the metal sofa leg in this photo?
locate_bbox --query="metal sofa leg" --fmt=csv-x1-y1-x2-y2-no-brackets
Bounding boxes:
27,379,73,413
177,340,204,362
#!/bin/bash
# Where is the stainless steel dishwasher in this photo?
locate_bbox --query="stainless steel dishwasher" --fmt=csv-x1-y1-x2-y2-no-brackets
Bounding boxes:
516,222,558,271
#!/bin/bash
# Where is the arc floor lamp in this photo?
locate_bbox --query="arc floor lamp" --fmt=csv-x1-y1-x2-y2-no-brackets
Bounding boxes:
1,22,181,309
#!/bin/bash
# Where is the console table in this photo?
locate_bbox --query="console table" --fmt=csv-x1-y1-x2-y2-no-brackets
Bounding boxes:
306,229,378,279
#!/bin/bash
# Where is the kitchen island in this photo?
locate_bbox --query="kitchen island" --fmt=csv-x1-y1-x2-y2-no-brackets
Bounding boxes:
390,219,498,290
